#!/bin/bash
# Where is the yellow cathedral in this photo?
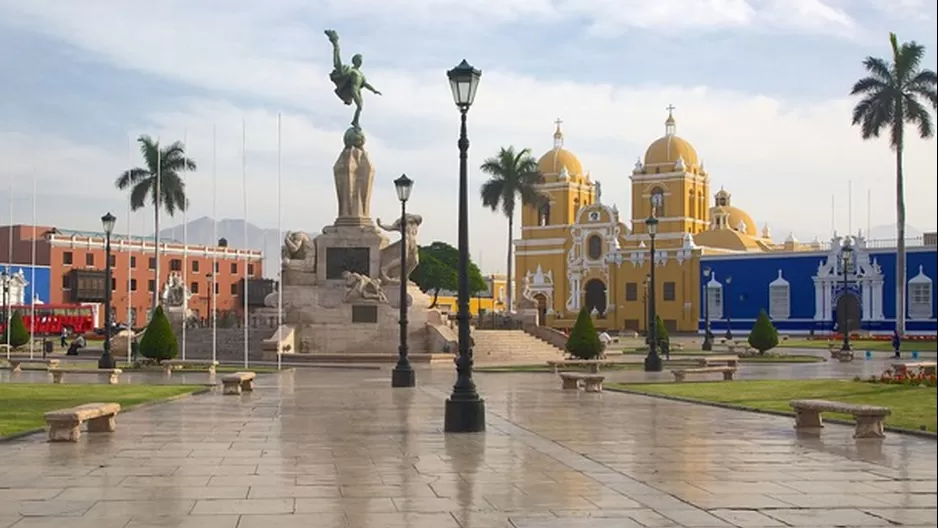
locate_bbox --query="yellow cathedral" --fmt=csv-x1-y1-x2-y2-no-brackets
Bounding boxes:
515,109,818,333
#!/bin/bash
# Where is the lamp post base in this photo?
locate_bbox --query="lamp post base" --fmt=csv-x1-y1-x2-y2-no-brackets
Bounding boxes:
98,353,116,370
643,353,663,372
444,397,486,433
391,366,416,388
702,339,713,351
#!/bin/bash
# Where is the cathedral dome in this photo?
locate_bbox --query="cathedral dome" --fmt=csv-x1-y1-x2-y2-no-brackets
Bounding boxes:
642,110,700,169
712,205,758,237
537,120,584,177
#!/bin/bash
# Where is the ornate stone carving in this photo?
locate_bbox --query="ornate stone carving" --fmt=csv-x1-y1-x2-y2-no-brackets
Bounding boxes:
333,147,375,224
282,231,317,271
342,271,387,303
377,213,422,284
161,272,190,307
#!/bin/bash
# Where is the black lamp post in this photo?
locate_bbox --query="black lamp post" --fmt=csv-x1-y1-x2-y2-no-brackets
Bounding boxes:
642,274,650,344
702,267,713,351
99,212,117,369
392,173,416,388
1,271,8,349
444,59,485,433
644,215,662,372
724,275,733,340
840,242,854,355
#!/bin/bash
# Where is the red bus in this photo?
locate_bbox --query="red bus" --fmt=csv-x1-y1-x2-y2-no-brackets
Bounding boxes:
0,304,96,335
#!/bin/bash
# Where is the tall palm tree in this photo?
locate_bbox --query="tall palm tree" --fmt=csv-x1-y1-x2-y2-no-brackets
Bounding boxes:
480,146,545,313
850,32,937,337
116,135,196,310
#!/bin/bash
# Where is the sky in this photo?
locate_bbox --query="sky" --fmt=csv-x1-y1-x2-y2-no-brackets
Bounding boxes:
0,0,936,274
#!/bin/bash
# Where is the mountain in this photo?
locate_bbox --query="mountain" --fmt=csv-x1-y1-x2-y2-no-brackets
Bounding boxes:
157,217,282,278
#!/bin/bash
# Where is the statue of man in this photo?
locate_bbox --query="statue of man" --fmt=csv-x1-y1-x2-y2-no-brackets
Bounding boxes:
325,29,381,130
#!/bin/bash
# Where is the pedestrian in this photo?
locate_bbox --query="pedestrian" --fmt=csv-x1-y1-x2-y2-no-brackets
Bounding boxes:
891,329,901,359
598,331,611,358
60,327,67,348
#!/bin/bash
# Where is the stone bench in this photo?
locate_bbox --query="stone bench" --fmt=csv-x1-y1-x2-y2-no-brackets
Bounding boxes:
547,359,613,374
672,343,685,351
725,344,753,354
222,371,256,395
49,368,122,385
696,355,739,368
671,366,736,382
790,399,891,439
4,358,60,372
163,360,220,375
558,372,605,393
44,402,121,442
892,362,937,375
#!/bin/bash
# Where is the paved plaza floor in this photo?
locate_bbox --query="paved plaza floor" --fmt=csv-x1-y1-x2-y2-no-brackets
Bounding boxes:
1,366,936,528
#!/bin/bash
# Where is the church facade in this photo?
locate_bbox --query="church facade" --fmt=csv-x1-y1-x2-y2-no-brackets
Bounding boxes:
515,111,937,335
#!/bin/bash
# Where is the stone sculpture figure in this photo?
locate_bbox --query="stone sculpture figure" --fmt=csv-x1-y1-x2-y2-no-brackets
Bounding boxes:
518,274,538,309
325,29,381,133
333,146,375,222
282,231,317,271
162,272,189,307
342,271,387,303
377,214,422,284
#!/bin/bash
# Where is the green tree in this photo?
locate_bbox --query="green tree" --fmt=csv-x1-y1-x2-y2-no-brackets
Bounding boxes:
748,310,779,355
480,147,544,313
2,312,31,349
138,306,179,362
410,241,487,307
115,135,197,310
850,33,937,336
653,315,669,349
565,307,602,360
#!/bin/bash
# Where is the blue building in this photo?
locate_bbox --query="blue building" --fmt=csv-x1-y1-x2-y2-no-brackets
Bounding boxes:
699,234,937,336
0,263,52,306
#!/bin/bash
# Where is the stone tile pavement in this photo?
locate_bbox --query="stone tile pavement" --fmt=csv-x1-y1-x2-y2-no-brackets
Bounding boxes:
0,367,935,527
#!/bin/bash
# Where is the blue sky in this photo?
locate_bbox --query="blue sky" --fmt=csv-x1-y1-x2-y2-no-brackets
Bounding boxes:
0,0,936,273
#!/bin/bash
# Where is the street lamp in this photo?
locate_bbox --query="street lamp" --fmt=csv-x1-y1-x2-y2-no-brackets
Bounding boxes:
444,59,485,433
702,267,713,351
1,271,8,354
392,173,416,388
99,212,117,369
724,275,733,340
644,215,662,372
642,274,650,344
839,241,854,357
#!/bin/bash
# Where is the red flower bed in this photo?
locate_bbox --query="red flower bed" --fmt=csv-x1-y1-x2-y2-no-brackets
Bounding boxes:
810,333,936,342
865,367,937,388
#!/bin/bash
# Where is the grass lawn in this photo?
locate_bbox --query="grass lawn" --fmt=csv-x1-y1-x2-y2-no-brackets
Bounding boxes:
777,338,937,353
0,384,203,438
10,362,280,374
621,349,824,363
609,379,937,433
476,361,700,373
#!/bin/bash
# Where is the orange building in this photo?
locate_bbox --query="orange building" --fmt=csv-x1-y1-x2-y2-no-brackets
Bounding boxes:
1,224,263,328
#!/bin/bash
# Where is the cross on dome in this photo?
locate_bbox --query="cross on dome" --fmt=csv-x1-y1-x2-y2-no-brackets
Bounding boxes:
553,117,564,148
665,105,677,136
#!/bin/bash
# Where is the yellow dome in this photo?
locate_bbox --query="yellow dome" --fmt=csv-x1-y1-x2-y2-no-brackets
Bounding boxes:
641,109,700,169
537,119,584,176
712,205,758,237
694,229,762,252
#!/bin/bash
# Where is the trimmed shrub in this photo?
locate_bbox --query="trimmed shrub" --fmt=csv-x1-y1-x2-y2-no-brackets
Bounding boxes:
748,309,779,354
139,306,178,362
654,315,669,349
565,307,602,360
2,311,31,349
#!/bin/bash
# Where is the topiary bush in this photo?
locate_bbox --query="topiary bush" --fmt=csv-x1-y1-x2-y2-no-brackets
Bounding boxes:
139,306,178,362
748,309,779,354
566,307,602,360
2,311,31,349
654,315,669,349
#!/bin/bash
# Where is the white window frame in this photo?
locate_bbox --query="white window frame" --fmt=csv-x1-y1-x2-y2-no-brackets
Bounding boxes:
908,283,932,320
707,284,723,319
769,284,791,320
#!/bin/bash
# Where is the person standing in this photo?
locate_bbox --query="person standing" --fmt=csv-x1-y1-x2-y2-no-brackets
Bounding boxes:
60,327,68,348
891,330,901,359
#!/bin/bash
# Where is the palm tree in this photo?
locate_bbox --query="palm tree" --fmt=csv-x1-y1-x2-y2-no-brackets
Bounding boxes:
480,146,545,313
850,32,937,337
116,135,196,310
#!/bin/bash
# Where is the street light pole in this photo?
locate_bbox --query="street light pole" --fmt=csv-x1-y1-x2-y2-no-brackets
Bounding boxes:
840,241,854,358
99,212,117,369
643,274,649,343
724,275,733,340
444,59,485,433
702,267,713,351
392,174,416,388
644,215,662,372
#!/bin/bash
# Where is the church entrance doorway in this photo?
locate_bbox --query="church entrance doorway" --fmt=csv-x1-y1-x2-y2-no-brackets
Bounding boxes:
836,293,861,334
584,279,607,316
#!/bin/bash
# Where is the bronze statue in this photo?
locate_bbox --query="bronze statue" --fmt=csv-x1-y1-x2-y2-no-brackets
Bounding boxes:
325,29,381,131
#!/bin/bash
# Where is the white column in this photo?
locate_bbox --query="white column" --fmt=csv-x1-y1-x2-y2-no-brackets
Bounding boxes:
861,281,871,320
813,279,824,320
872,280,884,320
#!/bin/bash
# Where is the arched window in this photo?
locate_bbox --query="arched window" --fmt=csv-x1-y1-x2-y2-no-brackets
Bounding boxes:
650,188,665,217
587,235,603,260
538,202,551,226
688,190,696,218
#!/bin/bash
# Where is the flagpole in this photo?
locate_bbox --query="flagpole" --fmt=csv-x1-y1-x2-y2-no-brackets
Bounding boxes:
182,129,188,361
276,113,283,371
154,138,162,314
127,135,133,365
211,125,218,365
241,118,249,369
6,179,13,357
29,158,37,359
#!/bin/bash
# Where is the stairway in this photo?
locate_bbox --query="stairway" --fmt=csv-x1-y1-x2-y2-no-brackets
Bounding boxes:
471,329,564,364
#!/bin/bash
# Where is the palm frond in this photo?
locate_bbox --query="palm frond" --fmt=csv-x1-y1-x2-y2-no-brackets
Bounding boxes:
480,180,504,211
850,76,889,96
895,40,926,83
129,180,151,211
861,56,893,83
903,96,934,139
115,167,149,190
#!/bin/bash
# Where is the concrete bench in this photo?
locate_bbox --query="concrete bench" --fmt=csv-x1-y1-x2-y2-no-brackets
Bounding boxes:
547,359,612,374
672,343,685,351
790,399,891,439
49,368,122,385
44,402,121,442
4,358,60,372
222,371,256,395
697,355,740,368
558,372,605,393
671,366,736,382
892,362,937,375
163,360,220,375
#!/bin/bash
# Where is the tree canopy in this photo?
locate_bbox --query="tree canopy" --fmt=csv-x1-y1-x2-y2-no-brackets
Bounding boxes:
410,241,487,307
